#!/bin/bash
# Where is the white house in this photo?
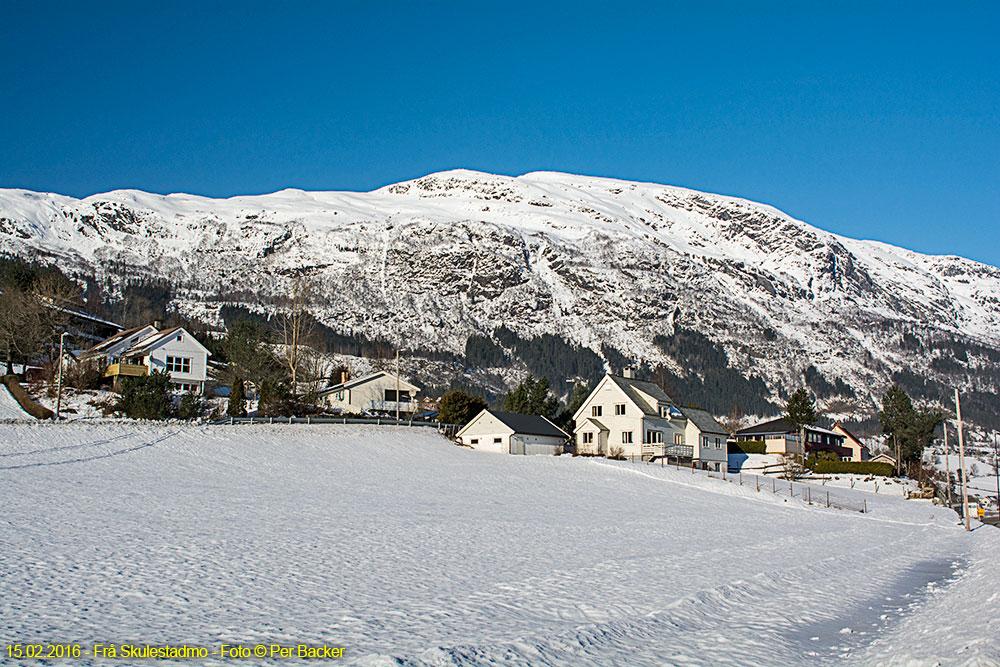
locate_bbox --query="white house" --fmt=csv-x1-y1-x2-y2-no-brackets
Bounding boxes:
83,324,211,394
573,371,729,470
456,409,568,455
316,371,420,415
678,406,730,471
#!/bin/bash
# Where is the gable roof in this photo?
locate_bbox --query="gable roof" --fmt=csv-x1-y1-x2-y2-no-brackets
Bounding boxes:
738,417,842,438
832,422,869,450
317,371,419,396
82,324,157,356
574,417,608,434
484,410,569,438
678,407,729,436
587,374,674,418
124,326,211,358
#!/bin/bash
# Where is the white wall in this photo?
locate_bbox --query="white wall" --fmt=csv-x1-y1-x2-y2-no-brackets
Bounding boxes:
575,378,685,458
145,332,208,389
325,374,419,413
459,411,514,453
687,422,727,469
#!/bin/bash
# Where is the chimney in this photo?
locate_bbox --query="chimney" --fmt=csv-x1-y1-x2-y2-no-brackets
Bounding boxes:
623,367,633,379
340,370,349,384
153,320,163,331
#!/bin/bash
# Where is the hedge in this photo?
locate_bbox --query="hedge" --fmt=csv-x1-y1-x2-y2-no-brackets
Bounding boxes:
2,374,54,419
729,440,766,455
810,460,895,477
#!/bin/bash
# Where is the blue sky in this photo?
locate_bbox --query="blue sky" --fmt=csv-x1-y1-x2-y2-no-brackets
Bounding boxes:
2,1,998,266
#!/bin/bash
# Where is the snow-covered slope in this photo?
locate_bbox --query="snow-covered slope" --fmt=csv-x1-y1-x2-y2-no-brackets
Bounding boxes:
2,170,999,410
1,422,997,665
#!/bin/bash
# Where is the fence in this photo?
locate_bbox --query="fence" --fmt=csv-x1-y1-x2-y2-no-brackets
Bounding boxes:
648,456,869,513
214,415,463,437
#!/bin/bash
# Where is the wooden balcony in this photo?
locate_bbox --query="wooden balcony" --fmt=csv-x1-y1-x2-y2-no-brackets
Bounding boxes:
105,363,148,378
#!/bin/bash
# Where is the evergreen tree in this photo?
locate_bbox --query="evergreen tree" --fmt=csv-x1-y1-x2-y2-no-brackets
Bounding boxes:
438,389,487,425
880,384,914,473
116,371,172,420
227,377,246,418
783,388,817,478
503,375,559,419
555,380,592,431
784,387,818,430
879,384,942,475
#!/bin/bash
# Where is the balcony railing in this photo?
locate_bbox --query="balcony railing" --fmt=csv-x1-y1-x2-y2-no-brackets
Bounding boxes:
641,443,694,459
366,400,420,414
105,363,149,378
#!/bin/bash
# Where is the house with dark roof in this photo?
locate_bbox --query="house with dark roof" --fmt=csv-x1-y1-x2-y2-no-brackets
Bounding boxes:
735,417,851,459
572,370,728,470
831,422,871,462
81,324,210,394
456,409,569,455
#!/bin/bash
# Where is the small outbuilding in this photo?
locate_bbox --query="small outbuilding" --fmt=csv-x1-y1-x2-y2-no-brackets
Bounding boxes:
457,409,568,455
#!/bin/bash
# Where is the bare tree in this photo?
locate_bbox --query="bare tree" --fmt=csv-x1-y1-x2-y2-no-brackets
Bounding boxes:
275,275,316,393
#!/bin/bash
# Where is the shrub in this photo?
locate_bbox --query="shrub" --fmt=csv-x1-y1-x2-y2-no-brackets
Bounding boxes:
608,445,625,460
176,392,205,420
116,371,171,420
67,360,106,391
729,440,766,454
808,459,895,477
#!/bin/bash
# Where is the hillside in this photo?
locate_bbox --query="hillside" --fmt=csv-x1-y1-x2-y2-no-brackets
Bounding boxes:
2,170,999,424
1,422,997,665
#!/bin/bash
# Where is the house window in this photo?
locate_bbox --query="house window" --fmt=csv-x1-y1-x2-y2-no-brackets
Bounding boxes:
470,438,479,445
385,389,411,401
582,432,594,444
674,433,684,445
493,437,502,444
645,430,662,444
715,438,722,449
614,403,626,415
592,406,602,417
622,431,633,444
165,356,191,373
177,335,182,342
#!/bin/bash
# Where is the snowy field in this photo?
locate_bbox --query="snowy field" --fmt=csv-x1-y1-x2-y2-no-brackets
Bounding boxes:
2,423,999,666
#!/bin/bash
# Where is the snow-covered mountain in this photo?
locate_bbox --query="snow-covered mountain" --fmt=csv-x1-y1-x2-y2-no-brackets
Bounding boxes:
2,169,999,417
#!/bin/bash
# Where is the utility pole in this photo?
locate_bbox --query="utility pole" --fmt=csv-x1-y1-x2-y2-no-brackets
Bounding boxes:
395,348,400,423
955,389,970,531
54,331,68,421
994,430,999,517
943,422,952,509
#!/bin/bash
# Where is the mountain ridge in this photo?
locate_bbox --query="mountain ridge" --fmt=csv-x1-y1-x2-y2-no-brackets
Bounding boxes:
2,170,998,424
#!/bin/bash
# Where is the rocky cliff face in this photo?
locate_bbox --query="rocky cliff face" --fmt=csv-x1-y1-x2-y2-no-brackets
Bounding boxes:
2,169,998,420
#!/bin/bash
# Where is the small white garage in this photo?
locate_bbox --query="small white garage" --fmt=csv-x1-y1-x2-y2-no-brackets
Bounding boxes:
456,409,569,455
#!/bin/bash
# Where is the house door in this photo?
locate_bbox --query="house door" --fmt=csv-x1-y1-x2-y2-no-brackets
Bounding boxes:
510,436,525,455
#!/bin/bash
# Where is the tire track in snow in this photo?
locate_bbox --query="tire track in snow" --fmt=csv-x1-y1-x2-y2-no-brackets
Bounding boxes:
0,431,134,457
0,430,180,470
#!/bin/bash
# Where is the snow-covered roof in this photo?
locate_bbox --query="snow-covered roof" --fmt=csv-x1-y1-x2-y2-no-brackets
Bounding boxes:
82,324,157,356
123,326,211,358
